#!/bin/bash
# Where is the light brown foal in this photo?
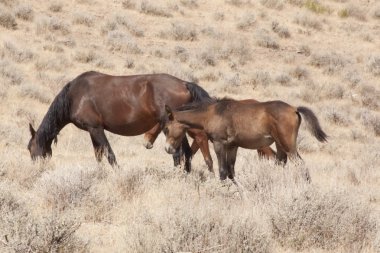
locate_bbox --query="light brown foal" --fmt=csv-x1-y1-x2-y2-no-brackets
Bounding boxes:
144,99,277,173
163,99,327,182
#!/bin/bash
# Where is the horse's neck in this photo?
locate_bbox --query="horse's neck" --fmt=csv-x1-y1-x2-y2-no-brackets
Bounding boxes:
36,114,68,148
176,110,208,130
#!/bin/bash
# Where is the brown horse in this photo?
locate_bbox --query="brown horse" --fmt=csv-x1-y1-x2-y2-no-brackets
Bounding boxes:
163,98,327,182
152,99,277,173
27,71,212,169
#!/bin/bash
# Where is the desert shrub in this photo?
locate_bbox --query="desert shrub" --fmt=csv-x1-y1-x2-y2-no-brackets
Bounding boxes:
304,0,331,14
43,43,64,53
271,187,376,251
174,46,189,62
0,60,23,85
310,52,347,74
106,30,142,54
359,110,380,136
247,71,272,87
338,5,366,21
290,66,309,80
367,55,380,76
0,182,85,252
373,7,380,19
343,70,361,87
139,0,172,17
49,1,63,12
14,4,34,21
297,44,311,56
72,12,94,27
360,85,379,110
36,16,70,35
214,11,225,21
198,47,217,66
272,21,290,38
3,40,34,63
236,13,256,30
294,13,322,30
0,0,18,6
165,23,198,41
261,0,284,10
114,15,144,37
0,10,17,29
180,0,198,8
225,0,251,7
323,83,344,99
255,29,279,49
275,73,291,85
219,40,252,65
122,0,136,9
19,83,52,104
324,107,351,126
35,57,69,71
74,50,98,63
100,20,117,35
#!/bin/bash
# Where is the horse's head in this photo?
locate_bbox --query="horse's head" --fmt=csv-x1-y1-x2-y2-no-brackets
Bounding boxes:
163,105,189,154
27,123,52,160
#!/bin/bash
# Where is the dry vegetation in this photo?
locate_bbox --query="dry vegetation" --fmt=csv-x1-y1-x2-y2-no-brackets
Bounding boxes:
0,0,379,252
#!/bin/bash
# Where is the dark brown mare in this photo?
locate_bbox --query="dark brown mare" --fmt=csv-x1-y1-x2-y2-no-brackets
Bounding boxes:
163,98,328,182
27,71,212,169
159,99,277,174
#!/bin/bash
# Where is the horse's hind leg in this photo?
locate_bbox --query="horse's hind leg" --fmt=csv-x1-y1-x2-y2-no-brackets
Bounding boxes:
143,123,161,149
88,127,117,166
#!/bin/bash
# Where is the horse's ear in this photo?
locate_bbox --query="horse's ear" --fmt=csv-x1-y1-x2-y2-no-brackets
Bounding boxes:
29,123,36,137
165,105,174,121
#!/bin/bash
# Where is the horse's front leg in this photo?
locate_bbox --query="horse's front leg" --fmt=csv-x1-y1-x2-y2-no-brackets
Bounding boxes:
188,130,213,173
226,146,238,180
88,127,117,166
143,123,161,149
213,141,228,180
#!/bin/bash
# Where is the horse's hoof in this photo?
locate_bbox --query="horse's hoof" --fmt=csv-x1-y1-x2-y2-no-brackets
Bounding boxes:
144,141,153,149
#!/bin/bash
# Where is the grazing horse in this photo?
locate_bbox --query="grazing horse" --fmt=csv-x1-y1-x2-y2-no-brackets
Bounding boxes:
155,99,277,174
27,71,212,169
163,98,327,182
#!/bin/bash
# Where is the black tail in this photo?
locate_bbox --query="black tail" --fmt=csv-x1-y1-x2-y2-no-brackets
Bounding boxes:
297,106,328,142
185,82,213,103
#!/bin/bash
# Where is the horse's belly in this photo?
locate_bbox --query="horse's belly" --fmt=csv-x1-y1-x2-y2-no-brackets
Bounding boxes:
237,135,274,149
104,118,157,136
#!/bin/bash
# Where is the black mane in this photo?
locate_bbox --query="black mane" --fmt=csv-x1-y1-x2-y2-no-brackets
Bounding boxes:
176,97,235,112
36,82,71,148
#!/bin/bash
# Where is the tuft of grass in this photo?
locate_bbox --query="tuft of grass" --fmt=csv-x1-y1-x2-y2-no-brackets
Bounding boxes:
74,50,98,63
304,0,331,14
294,13,322,30
139,0,172,17
297,44,311,56
36,17,70,35
198,48,217,66
271,187,375,251
275,73,291,85
107,30,143,54
114,15,144,37
310,52,347,74
0,10,17,29
49,1,63,12
367,56,380,76
338,5,366,21
0,60,23,85
272,21,290,38
174,46,189,63
373,7,380,19
72,12,94,27
291,66,309,80
34,57,69,72
260,0,284,10
19,83,52,104
162,23,198,41
324,107,351,126
225,0,251,7
236,13,256,30
180,0,198,8
360,85,379,110
14,5,34,21
122,0,136,9
3,40,34,63
255,29,279,49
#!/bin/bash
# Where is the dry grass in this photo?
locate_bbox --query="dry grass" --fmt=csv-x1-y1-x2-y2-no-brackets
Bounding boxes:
14,5,34,21
1,0,380,252
338,4,367,21
0,10,17,29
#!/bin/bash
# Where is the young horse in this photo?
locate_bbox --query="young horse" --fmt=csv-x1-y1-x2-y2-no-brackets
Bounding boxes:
159,99,277,174
163,99,327,182
27,71,212,169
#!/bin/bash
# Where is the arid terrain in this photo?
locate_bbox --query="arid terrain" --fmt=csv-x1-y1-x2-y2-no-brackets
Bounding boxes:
0,0,379,252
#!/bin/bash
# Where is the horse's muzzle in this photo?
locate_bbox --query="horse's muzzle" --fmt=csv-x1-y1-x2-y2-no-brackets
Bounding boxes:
165,144,176,154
